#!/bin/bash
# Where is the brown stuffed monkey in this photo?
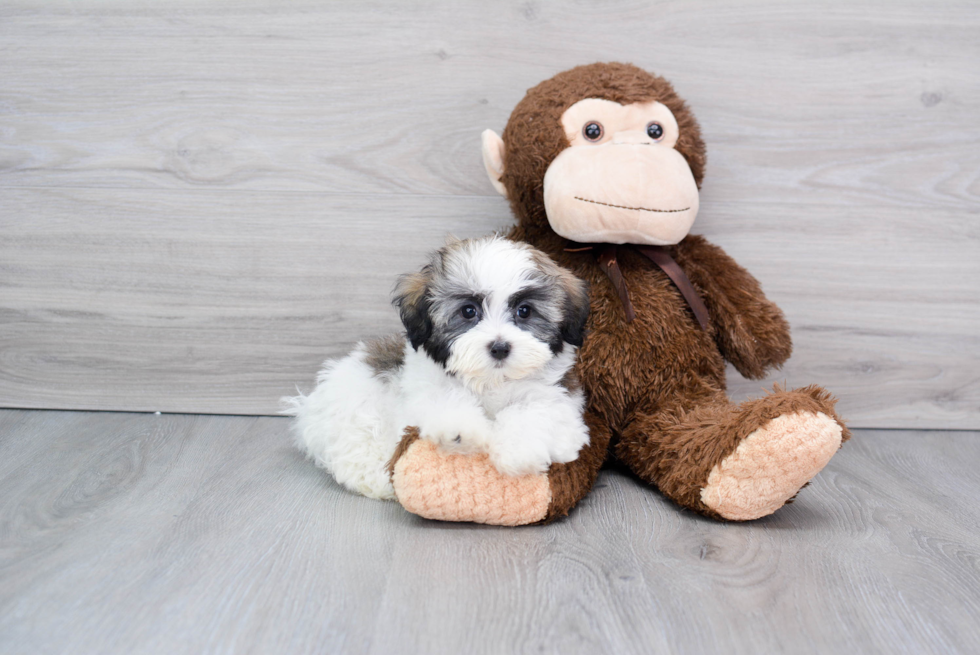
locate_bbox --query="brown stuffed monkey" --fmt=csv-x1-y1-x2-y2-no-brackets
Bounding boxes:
389,62,850,525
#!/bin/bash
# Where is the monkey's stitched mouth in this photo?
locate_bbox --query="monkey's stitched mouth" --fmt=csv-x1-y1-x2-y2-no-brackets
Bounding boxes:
574,197,690,213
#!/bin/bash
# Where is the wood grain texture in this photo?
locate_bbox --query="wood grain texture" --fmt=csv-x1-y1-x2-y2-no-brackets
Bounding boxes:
1,188,976,425
0,1,978,426
1,1,978,210
1,409,979,654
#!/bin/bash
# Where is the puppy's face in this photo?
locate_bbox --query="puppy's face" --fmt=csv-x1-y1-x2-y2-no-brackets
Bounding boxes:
393,236,589,388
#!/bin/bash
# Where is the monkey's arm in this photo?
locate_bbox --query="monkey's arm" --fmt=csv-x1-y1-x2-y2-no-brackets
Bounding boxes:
674,235,792,380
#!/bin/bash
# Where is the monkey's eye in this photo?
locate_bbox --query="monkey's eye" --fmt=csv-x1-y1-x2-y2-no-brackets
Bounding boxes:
460,305,478,320
516,305,532,319
646,122,664,141
582,122,604,142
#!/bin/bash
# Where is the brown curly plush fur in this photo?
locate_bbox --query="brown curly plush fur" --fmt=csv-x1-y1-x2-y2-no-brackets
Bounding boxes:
500,63,851,521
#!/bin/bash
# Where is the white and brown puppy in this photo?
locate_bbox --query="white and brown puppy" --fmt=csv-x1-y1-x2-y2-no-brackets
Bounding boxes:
283,235,591,500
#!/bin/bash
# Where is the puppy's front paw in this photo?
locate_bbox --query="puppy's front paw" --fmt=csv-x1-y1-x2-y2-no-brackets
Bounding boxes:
419,407,492,455
489,441,551,478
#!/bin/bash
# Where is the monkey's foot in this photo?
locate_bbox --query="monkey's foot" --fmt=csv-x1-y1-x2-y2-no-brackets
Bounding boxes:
699,411,843,521
388,429,551,526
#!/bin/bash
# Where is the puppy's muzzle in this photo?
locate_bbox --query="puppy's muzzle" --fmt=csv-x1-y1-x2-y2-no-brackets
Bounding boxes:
489,341,511,361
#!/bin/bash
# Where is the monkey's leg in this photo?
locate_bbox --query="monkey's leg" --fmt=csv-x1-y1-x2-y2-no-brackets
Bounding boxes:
389,411,612,526
615,385,851,520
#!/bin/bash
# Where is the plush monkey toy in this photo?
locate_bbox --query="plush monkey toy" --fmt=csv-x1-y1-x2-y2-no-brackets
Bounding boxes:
389,62,850,525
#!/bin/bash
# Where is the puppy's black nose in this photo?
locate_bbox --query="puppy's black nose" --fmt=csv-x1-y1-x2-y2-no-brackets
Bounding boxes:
489,341,511,361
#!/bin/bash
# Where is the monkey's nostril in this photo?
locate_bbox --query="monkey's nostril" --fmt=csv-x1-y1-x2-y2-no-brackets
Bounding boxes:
489,341,511,360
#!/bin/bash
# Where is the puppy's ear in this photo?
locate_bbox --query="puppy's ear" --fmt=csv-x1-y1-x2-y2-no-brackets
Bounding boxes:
559,275,590,348
392,268,433,350
529,249,591,348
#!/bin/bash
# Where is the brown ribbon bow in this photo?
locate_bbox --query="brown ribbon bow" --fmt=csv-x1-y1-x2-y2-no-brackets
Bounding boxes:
567,243,710,330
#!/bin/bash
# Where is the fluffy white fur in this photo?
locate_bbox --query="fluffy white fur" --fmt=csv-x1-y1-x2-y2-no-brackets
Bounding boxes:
283,236,590,500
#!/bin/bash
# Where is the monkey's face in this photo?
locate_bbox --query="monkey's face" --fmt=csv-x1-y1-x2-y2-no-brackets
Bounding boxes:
482,64,706,246
542,98,699,246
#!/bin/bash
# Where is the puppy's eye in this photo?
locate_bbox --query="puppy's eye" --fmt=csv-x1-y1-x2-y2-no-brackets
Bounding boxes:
582,122,603,142
460,305,478,320
516,305,532,319
646,122,664,141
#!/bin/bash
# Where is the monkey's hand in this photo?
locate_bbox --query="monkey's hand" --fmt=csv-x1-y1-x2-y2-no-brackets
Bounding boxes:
675,235,792,379
387,427,551,526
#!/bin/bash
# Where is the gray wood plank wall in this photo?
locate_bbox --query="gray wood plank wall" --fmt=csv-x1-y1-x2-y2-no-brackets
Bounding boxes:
1,1,978,427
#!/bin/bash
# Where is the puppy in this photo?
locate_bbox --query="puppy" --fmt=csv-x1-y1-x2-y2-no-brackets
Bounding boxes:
282,235,591,500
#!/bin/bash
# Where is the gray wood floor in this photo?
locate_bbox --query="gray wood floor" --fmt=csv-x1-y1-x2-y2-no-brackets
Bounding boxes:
1,409,978,654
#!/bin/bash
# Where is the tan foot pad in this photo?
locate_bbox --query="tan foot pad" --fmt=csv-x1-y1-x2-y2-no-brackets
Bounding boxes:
700,411,843,521
392,439,551,526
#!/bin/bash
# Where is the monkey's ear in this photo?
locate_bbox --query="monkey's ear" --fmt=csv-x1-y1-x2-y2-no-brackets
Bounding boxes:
392,270,433,350
481,129,508,198
560,277,591,348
